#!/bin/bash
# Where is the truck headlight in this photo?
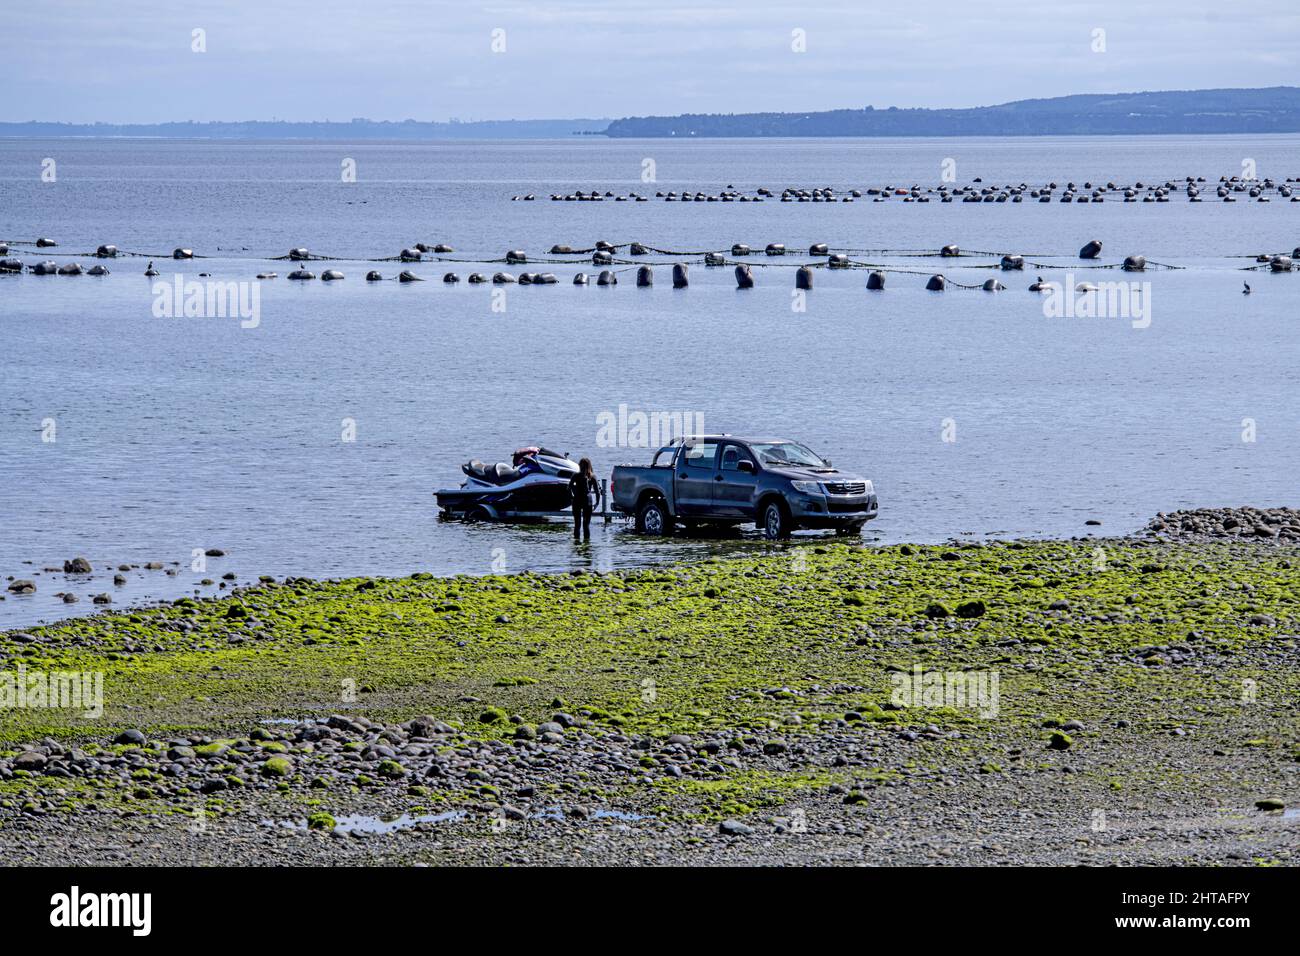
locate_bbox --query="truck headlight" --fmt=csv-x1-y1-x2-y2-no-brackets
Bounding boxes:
791,481,822,494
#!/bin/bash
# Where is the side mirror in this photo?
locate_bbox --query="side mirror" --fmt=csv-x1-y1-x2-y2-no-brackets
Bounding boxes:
737,459,755,474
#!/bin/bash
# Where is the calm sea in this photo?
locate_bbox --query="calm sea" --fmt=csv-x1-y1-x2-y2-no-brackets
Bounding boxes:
2,135,1298,627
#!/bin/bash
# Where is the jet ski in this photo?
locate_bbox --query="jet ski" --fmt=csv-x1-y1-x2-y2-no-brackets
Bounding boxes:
436,446,579,520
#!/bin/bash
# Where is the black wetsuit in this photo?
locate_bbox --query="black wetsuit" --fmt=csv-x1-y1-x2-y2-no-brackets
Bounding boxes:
569,472,599,540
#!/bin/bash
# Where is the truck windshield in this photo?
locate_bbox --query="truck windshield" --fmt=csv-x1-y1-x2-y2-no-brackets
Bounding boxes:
750,441,827,468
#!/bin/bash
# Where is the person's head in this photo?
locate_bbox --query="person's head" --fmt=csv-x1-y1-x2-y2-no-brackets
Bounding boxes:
578,457,594,478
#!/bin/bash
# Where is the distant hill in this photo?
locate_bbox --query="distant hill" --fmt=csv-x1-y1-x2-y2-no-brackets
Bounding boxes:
603,87,1300,137
0,118,610,140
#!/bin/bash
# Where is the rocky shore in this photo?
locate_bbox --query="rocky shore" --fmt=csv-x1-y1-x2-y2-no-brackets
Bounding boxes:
1146,507,1300,542
1,534,1297,866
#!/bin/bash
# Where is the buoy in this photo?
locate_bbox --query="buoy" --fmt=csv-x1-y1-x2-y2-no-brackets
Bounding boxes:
981,278,1004,291
926,274,946,291
630,243,649,256
595,240,615,252
289,248,310,261
795,266,813,290
321,269,344,281
1122,255,1146,272
493,272,516,283
36,238,57,248
704,253,726,266
0,258,22,273
550,245,574,254
30,261,59,275
443,272,460,283
765,243,785,256
288,268,315,280
399,271,423,282
672,263,689,288
1269,255,1293,272
731,243,751,256
1029,276,1050,292
573,273,588,285
535,273,557,284
866,271,886,290
592,251,613,266
1079,240,1103,259
505,250,527,264
519,272,536,285
366,271,384,281
172,248,194,259
940,244,959,257
1000,254,1025,271
468,273,486,283
400,248,422,262
809,243,829,256
95,244,118,258
433,244,453,254
735,264,754,289
597,270,617,286
57,263,84,275
636,265,653,287
828,254,849,268
87,265,110,276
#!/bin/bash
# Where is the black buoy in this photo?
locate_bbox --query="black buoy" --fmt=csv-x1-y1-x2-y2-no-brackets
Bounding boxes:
809,243,829,256
289,247,310,261
1079,239,1103,259
866,270,886,290
573,273,588,285
593,251,613,265
827,254,849,268
505,250,527,264
926,274,946,291
321,269,344,281
765,242,786,256
366,271,384,281
172,248,194,259
443,272,459,283
731,243,751,256
672,263,689,288
636,265,653,287
1000,254,1025,271
1122,255,1146,272
795,266,813,290
550,244,573,254
704,252,726,266
95,244,118,258
400,248,422,262
630,243,649,256
398,270,423,282
597,270,617,286
940,244,959,257
1269,255,1293,272
735,264,754,288
981,278,1004,291
492,272,516,283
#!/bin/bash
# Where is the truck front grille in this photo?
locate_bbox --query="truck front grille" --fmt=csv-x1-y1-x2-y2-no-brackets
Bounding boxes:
824,481,867,496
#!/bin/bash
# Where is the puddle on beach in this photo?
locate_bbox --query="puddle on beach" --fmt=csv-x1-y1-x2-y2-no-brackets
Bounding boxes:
270,810,467,835
271,804,646,835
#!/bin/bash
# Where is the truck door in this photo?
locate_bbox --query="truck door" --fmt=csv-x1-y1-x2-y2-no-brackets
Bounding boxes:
674,440,719,516
713,442,760,519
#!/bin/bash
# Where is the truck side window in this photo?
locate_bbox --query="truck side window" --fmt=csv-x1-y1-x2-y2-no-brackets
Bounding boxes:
682,442,718,469
721,446,747,471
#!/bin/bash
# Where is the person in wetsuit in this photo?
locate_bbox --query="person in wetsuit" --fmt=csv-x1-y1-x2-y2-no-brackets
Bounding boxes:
569,458,599,541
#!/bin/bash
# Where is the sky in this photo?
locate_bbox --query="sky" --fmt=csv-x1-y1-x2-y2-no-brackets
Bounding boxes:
5,1,1300,123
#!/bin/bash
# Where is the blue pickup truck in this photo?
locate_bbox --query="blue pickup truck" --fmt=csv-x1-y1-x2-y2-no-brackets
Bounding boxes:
610,435,878,539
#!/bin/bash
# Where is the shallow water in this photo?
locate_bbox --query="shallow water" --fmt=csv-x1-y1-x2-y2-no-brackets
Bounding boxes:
2,135,1298,628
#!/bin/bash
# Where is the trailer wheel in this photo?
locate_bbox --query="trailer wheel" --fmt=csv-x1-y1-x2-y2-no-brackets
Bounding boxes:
636,497,671,535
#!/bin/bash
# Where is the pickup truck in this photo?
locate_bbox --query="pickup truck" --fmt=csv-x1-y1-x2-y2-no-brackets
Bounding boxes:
610,435,878,539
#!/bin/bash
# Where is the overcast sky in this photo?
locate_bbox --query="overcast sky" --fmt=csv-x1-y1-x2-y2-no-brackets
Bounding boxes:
7,1,1300,123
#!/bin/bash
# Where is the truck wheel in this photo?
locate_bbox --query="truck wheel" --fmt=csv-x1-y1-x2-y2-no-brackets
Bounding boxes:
636,498,671,535
760,500,792,540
